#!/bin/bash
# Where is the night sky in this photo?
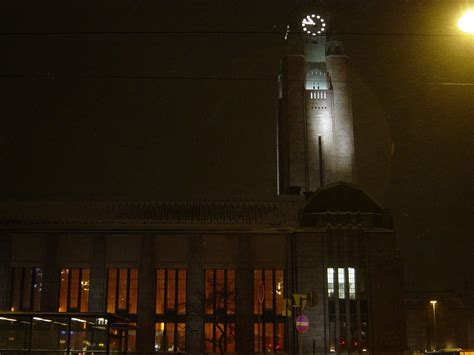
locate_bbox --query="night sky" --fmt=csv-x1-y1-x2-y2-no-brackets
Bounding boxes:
1,1,473,293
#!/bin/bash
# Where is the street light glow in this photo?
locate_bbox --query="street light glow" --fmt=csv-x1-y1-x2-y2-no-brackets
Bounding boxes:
458,10,474,34
430,300,437,305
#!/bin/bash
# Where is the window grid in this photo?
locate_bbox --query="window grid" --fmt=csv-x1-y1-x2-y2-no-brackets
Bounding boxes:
58,268,90,312
348,268,356,300
10,267,43,312
155,269,187,353
327,268,335,298
106,268,138,315
253,269,285,353
338,268,345,299
204,269,236,353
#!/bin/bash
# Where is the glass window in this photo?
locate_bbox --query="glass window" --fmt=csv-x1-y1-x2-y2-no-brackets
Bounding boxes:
348,267,356,300
253,269,285,353
338,268,345,299
10,267,43,311
327,268,335,298
204,269,236,353
58,268,90,312
106,268,138,315
155,322,185,352
155,269,186,352
156,269,186,315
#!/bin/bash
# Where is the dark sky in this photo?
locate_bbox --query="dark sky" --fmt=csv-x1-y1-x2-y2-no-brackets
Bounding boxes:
1,0,473,293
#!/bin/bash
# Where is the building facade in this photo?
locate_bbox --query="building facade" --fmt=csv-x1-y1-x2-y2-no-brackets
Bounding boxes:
0,184,404,354
0,6,405,355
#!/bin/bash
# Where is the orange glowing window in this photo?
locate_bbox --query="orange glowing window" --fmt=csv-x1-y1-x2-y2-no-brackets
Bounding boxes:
253,269,285,352
58,268,90,312
107,268,138,314
204,269,236,353
155,269,186,315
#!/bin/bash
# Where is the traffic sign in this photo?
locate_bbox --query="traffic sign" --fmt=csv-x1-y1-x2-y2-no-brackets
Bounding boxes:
258,281,265,304
295,314,310,333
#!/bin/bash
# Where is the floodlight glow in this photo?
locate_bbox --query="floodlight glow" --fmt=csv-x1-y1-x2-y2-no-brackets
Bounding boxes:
458,10,474,34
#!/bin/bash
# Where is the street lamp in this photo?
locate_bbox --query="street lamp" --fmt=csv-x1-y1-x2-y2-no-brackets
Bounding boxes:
458,10,474,34
430,300,438,351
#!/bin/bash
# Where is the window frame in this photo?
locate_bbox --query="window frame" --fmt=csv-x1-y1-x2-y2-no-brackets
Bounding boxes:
9,267,43,312
106,268,138,316
155,269,187,353
253,269,286,353
58,268,90,312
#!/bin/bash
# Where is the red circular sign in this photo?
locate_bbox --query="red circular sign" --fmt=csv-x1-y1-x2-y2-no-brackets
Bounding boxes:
296,314,310,333
258,281,265,304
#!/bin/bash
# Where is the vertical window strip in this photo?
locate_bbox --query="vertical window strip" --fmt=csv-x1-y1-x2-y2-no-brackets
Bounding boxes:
10,267,43,312
348,268,356,300
338,268,345,299
327,268,335,298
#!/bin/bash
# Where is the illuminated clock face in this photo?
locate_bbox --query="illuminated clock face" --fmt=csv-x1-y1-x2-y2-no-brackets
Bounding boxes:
301,14,326,36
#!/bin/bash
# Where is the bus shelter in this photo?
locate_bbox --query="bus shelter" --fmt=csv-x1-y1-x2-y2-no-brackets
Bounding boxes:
0,312,135,354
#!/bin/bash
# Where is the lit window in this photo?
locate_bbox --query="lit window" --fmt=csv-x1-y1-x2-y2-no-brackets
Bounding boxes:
10,267,43,311
107,268,138,314
58,268,90,312
156,269,186,315
327,268,335,298
348,268,356,300
155,322,185,352
204,269,236,353
338,268,345,299
254,269,285,353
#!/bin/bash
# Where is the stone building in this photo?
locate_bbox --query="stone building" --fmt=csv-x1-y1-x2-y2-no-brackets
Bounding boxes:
0,6,405,355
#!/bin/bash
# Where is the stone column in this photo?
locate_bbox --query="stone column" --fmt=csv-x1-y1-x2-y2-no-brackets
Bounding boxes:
186,235,204,354
236,235,253,354
136,235,156,353
89,235,106,312
0,235,11,310
41,234,59,311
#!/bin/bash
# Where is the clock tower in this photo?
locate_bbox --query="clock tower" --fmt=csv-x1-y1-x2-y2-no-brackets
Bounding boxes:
277,5,356,194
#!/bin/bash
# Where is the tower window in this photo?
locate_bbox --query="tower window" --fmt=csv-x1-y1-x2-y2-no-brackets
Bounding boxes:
338,268,345,299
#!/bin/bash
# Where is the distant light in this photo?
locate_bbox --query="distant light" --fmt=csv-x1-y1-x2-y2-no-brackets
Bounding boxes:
322,28,325,31
322,23,326,27
458,10,474,34
317,15,320,19
321,19,324,22
312,14,315,18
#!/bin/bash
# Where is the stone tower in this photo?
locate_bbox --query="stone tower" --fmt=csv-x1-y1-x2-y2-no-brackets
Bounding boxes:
277,8,355,195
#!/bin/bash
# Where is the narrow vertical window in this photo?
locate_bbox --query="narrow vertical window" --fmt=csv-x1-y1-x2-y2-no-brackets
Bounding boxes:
10,267,43,312
155,269,187,352
253,269,285,352
338,268,345,299
327,268,335,298
204,269,236,353
107,268,138,314
58,268,90,312
348,268,356,300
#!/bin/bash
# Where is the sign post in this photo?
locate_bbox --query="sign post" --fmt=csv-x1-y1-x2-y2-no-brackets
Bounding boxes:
296,314,309,355
257,281,264,353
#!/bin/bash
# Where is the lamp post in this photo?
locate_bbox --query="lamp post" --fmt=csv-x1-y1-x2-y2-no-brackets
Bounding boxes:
429,300,438,351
